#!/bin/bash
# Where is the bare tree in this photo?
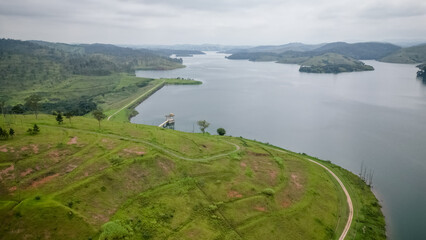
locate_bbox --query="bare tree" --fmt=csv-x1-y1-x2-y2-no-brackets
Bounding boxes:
197,120,210,134
92,109,106,129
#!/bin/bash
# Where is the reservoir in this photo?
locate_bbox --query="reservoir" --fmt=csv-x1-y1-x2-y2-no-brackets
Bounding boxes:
132,52,426,239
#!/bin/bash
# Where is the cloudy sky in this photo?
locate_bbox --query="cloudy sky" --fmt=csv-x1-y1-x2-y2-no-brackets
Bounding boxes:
0,0,425,45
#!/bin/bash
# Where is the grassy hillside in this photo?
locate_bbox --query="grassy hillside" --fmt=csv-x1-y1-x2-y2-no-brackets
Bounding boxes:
380,44,426,63
0,114,386,240
299,53,374,73
0,39,192,118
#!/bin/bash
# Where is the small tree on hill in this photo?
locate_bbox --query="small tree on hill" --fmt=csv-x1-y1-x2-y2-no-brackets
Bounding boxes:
92,109,106,129
217,128,226,136
0,127,9,139
56,112,63,124
65,112,73,124
11,104,24,114
25,94,42,119
0,98,7,118
27,124,40,135
197,120,210,134
9,128,15,138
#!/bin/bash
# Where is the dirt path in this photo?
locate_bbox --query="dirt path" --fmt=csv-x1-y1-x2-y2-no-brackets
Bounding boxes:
264,146,353,240
107,81,165,121
42,125,240,162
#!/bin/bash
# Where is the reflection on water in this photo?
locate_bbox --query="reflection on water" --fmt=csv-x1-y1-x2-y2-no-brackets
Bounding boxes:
132,52,426,239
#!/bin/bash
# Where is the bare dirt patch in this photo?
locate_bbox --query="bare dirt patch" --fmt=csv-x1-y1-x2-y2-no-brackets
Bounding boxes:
0,145,8,152
101,138,116,150
254,205,266,212
227,190,243,198
291,173,303,189
9,186,17,192
31,173,60,188
20,168,33,177
47,149,71,163
31,144,39,154
269,170,278,181
121,148,145,156
65,164,78,173
157,159,175,175
240,162,247,168
0,164,14,180
67,136,78,145
277,172,306,209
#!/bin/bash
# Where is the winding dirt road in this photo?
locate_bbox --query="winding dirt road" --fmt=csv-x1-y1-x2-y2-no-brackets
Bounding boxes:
264,146,353,240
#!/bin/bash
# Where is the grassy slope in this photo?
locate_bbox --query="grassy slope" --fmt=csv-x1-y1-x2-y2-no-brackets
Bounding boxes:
380,44,426,63
0,115,385,240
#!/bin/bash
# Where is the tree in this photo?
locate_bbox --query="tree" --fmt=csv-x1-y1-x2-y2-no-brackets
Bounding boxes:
92,109,106,129
197,120,210,134
11,104,24,114
65,112,73,124
56,112,63,124
27,124,40,135
0,98,7,118
217,128,226,136
9,128,15,138
0,127,9,139
25,94,42,119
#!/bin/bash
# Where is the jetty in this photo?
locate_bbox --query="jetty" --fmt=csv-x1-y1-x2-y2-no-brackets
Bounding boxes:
159,113,175,129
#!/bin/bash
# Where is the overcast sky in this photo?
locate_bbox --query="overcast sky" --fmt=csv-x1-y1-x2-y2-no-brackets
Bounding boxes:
0,0,425,45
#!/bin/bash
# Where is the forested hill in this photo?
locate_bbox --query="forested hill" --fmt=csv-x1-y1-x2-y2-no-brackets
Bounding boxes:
226,42,410,73
0,38,184,89
311,42,401,60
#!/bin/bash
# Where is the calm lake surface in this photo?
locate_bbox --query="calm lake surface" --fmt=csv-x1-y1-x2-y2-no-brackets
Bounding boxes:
132,52,426,239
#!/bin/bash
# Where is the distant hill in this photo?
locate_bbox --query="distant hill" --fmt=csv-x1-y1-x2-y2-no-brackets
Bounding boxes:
150,49,205,57
225,43,325,54
299,53,374,73
312,42,401,60
380,44,426,63
226,41,403,73
0,39,184,90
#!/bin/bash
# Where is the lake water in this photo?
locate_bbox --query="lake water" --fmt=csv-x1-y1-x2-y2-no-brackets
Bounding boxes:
132,52,426,239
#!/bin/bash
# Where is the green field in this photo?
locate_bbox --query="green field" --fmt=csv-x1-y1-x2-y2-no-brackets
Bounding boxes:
0,114,385,240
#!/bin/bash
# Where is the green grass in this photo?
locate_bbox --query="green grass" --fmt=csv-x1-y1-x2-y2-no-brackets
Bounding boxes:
0,114,385,239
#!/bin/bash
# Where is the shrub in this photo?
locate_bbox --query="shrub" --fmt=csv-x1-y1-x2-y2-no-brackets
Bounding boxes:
27,124,40,135
99,220,133,240
217,128,226,136
262,188,275,196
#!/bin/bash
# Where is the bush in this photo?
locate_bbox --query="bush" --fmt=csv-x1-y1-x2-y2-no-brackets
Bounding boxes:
217,128,226,136
27,124,40,135
99,220,133,240
261,188,275,196
0,127,9,139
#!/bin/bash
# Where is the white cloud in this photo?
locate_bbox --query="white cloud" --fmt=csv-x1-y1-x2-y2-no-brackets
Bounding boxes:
0,0,425,45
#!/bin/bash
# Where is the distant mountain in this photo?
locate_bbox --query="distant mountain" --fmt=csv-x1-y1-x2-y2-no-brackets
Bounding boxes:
380,44,426,63
225,43,325,54
125,44,250,52
226,41,406,73
312,42,401,60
